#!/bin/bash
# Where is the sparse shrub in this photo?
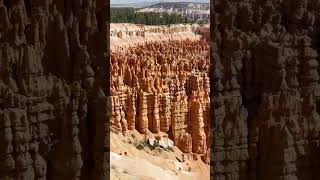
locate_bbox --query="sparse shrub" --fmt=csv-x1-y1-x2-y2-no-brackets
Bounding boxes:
111,128,119,134
136,144,144,150
153,147,164,154
135,141,146,150
123,169,128,174
167,146,174,152
153,140,160,148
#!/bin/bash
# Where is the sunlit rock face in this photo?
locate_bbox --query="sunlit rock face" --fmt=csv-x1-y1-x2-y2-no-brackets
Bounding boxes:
110,23,211,162
0,0,107,179
212,0,320,179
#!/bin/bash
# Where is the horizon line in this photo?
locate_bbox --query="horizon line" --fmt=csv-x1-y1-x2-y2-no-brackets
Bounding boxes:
110,0,209,5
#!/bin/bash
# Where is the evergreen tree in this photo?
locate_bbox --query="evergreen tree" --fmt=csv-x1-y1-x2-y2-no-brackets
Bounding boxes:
110,8,196,25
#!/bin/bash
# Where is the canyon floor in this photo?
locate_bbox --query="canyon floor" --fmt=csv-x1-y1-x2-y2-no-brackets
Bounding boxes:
110,130,210,180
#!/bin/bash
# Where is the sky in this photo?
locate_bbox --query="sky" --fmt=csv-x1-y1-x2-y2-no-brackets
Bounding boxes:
110,0,209,5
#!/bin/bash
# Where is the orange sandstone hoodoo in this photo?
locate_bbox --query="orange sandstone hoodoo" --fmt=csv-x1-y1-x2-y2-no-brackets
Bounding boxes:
110,24,210,163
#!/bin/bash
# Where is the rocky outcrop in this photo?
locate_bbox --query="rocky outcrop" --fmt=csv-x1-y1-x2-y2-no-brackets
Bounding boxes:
212,0,320,179
110,24,210,162
0,0,107,179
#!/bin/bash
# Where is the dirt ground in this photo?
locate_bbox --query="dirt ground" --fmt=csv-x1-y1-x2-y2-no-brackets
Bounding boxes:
110,130,210,180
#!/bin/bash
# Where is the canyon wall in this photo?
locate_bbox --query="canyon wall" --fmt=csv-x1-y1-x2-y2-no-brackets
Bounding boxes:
0,0,107,179
110,23,205,51
212,0,320,179
110,24,211,162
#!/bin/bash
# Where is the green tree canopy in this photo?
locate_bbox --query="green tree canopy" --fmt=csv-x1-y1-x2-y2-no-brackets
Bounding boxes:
111,8,195,25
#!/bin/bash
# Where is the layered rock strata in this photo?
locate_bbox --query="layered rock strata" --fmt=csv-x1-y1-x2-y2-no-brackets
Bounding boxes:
0,0,107,179
110,24,210,162
212,0,320,179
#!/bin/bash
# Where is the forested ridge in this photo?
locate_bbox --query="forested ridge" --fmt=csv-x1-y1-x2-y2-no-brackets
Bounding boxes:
111,8,196,25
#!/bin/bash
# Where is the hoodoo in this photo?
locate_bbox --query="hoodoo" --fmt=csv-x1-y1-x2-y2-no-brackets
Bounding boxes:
212,0,320,179
110,23,210,161
110,22,210,179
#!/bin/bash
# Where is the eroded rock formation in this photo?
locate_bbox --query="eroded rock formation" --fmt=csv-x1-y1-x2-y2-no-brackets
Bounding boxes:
110,24,210,162
0,0,107,179
212,0,320,179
